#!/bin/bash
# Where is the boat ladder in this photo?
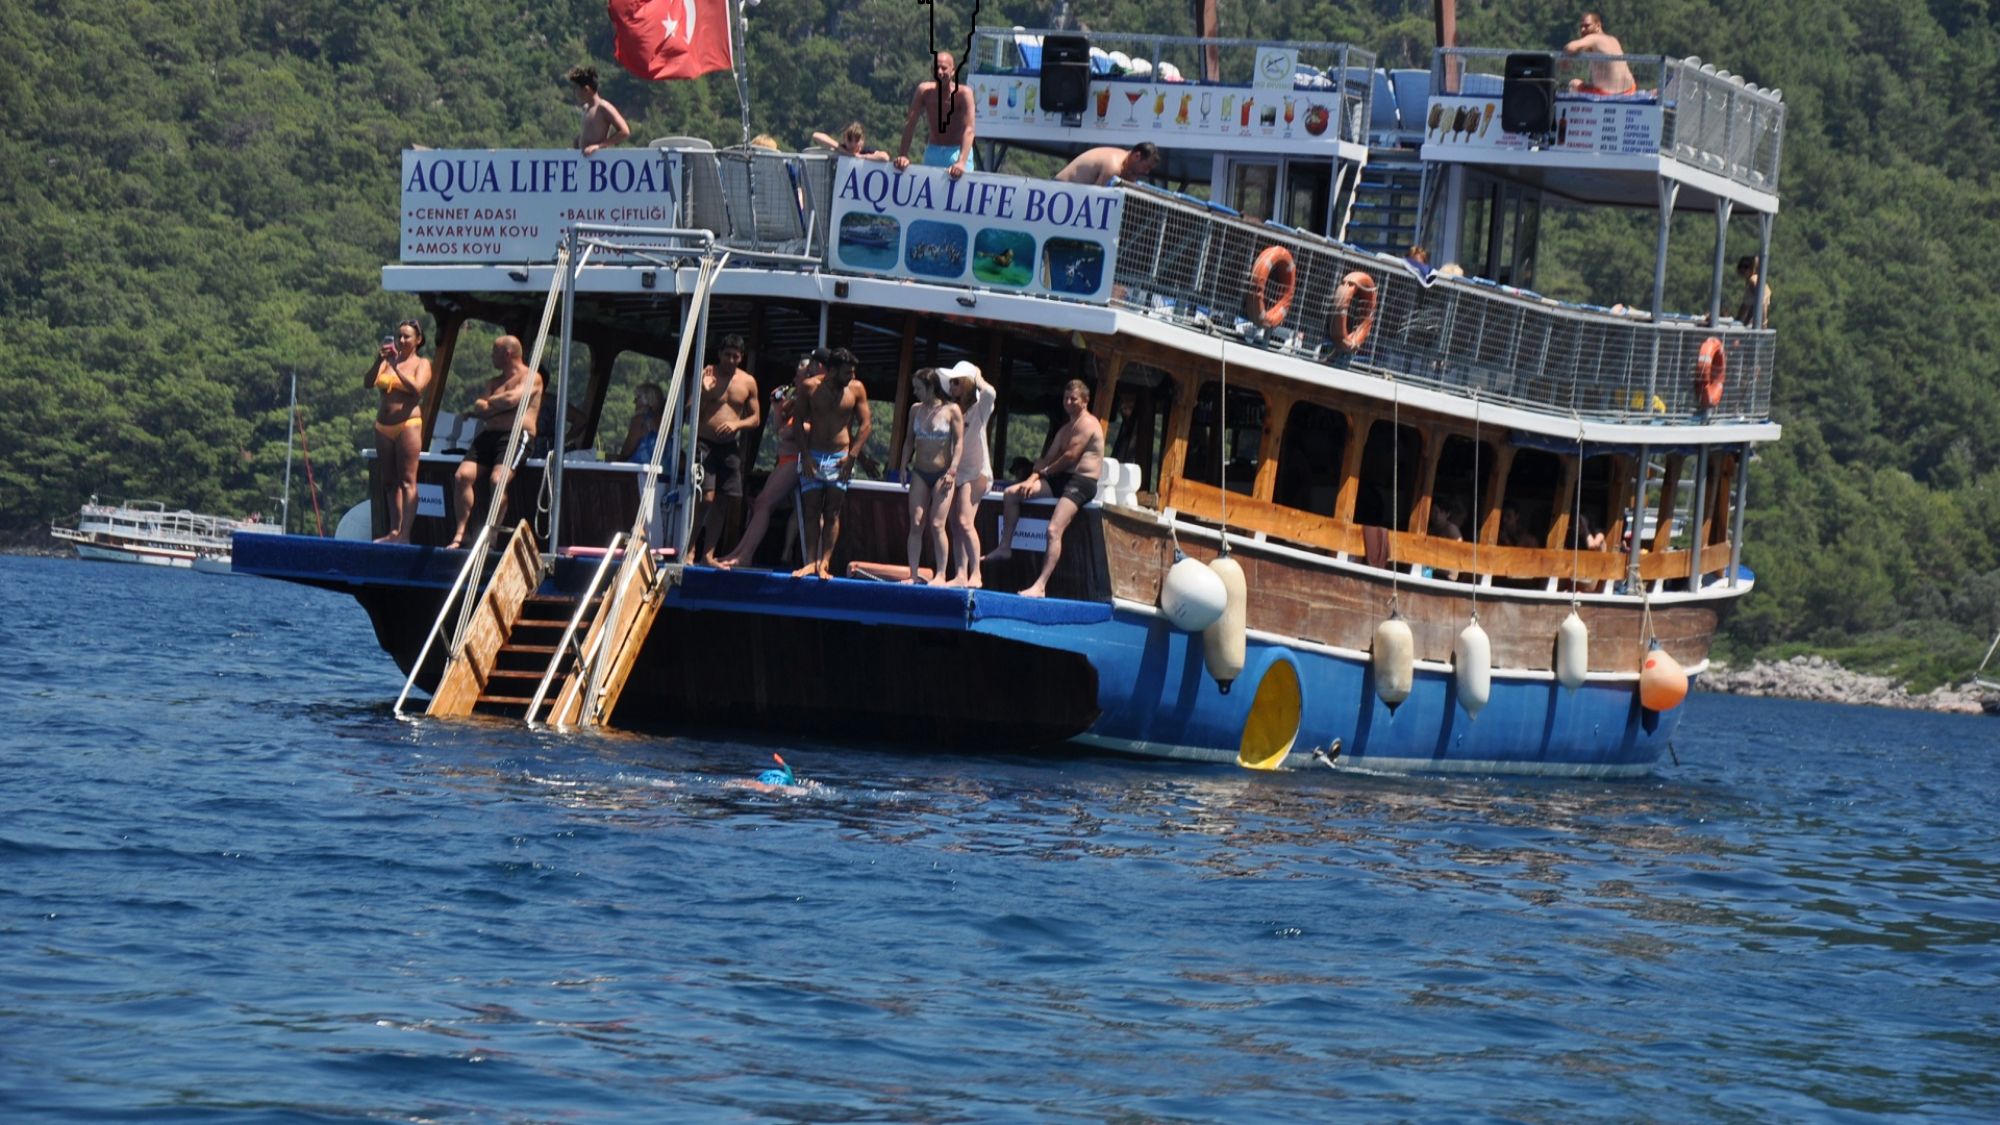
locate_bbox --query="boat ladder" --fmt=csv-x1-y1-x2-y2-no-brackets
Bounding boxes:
422,521,552,719
525,535,675,730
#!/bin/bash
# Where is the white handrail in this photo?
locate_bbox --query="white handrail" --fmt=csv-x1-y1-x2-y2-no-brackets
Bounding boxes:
525,532,627,728
391,520,494,718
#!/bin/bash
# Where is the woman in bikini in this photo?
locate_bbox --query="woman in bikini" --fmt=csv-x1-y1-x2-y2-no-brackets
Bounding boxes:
716,355,810,569
366,319,431,543
940,360,995,587
902,367,963,584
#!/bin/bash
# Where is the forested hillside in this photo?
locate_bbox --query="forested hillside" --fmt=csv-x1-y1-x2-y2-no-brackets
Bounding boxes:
3,1,1997,682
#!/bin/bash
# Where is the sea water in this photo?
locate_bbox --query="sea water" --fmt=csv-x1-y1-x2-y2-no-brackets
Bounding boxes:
1,554,1995,1121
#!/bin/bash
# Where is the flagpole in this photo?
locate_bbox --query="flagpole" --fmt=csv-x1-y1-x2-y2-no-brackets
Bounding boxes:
732,0,752,145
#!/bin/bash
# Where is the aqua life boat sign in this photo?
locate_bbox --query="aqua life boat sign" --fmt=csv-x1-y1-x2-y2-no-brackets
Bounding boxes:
398,149,684,263
828,156,1122,304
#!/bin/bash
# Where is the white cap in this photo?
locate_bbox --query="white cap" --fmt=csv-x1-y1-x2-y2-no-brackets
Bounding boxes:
940,360,981,384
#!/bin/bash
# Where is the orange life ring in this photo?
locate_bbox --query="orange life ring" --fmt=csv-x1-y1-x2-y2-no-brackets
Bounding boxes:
1695,337,1726,408
1328,271,1378,352
1247,245,1297,328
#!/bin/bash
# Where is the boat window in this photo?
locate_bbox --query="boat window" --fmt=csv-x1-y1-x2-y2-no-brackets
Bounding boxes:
1704,451,1738,547
1355,419,1422,531
1106,363,1175,494
1228,161,1278,222
1431,434,1495,542
1183,381,1267,496
1273,401,1348,516
1285,160,1333,236
1570,454,1623,551
1500,448,1563,547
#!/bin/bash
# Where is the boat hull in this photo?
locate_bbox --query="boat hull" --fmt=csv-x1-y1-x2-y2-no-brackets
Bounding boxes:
237,534,1694,777
74,542,195,567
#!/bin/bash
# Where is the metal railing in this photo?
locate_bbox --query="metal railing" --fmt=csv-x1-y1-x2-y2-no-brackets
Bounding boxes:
666,144,835,263
1434,48,1784,194
971,27,1375,146
1111,185,1775,422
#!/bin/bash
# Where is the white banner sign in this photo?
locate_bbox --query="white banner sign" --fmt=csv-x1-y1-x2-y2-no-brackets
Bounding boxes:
972,74,1351,151
399,149,683,263
1420,95,1662,158
828,157,1122,303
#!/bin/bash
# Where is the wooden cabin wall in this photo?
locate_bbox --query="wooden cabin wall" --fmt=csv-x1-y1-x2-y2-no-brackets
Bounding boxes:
1121,346,1737,587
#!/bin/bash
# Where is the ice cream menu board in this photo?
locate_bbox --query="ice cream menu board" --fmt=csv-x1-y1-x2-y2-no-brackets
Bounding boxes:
1419,95,1662,159
969,73,1360,156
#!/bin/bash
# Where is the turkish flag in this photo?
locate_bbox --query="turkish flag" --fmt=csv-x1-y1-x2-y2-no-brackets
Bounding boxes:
609,0,734,81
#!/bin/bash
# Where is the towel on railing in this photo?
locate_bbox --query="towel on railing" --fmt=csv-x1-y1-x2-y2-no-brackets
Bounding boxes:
1363,525,1390,569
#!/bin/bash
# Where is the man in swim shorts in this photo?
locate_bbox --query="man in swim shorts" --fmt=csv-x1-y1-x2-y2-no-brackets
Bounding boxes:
893,51,976,179
1563,12,1637,95
446,335,541,549
792,347,871,579
984,378,1104,598
692,335,760,566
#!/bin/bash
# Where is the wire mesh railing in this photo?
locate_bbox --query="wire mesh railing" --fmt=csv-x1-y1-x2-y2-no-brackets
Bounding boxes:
1111,186,1774,423
1434,48,1783,194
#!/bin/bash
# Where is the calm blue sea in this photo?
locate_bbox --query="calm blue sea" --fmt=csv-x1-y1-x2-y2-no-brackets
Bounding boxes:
3,553,1996,1122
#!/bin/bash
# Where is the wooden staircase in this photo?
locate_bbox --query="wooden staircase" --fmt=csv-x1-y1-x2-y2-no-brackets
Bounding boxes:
423,521,668,729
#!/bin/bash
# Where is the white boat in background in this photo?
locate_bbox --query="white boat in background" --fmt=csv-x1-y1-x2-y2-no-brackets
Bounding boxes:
51,498,274,569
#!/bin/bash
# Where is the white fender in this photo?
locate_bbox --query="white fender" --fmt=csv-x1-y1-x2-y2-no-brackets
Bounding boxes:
1160,555,1227,632
1455,619,1492,718
1373,616,1414,707
1556,611,1590,691
1202,555,1248,692
1639,642,1690,711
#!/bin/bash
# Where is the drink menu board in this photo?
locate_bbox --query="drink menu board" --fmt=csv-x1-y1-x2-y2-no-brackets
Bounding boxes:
970,73,1359,156
1420,95,1662,160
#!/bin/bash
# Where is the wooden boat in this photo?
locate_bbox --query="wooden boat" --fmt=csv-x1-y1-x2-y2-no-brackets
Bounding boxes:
237,28,1784,775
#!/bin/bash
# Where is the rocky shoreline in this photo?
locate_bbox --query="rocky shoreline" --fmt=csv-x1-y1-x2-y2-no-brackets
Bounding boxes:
1700,654,1999,715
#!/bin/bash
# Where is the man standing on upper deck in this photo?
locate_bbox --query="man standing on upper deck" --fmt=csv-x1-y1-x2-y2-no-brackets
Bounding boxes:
693,335,760,567
1053,143,1162,187
893,51,976,179
984,379,1104,599
569,65,631,156
792,348,872,579
1563,12,1637,95
446,336,541,549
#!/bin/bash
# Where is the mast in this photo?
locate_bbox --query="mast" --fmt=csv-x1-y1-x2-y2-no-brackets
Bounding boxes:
279,371,296,533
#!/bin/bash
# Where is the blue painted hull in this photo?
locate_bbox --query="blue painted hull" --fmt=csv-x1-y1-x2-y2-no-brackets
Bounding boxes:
974,604,1678,776
236,535,1683,777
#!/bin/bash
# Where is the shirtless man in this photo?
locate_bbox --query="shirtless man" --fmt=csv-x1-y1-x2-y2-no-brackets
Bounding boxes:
446,335,541,549
1053,142,1162,187
893,52,976,179
984,379,1104,598
792,348,872,579
569,65,630,156
693,335,760,566
1563,12,1636,95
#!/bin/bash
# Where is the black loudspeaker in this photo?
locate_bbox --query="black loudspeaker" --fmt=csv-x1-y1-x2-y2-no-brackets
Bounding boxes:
1501,52,1555,135
1041,34,1091,114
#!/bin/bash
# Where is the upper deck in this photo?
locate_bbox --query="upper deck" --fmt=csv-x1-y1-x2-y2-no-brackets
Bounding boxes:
963,27,1373,178
1419,48,1784,214
387,147,1775,437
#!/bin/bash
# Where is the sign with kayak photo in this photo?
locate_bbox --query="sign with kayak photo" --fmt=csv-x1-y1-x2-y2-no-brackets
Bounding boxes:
828,157,1121,304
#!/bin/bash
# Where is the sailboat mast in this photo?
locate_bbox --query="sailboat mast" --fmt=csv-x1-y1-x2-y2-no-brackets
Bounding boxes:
280,371,296,533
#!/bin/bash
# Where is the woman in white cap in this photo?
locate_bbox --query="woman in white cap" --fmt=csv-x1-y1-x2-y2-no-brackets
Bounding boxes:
939,359,996,587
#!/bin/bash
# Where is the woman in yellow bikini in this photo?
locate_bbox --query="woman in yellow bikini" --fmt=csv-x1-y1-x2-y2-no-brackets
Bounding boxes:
366,319,432,543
